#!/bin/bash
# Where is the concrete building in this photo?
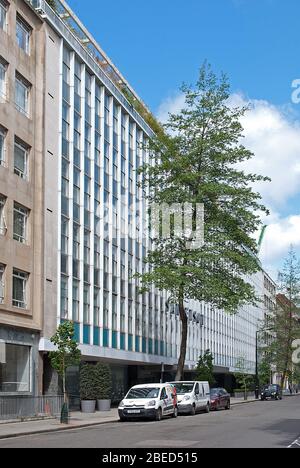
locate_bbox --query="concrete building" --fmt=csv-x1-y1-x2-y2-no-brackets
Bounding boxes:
0,0,45,396
0,0,277,401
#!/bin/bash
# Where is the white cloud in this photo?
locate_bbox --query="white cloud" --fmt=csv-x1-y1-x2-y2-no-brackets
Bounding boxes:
156,92,300,270
235,95,300,211
156,93,186,124
260,214,300,264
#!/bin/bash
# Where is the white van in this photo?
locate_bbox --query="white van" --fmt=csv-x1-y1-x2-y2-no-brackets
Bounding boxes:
118,383,178,422
170,381,210,415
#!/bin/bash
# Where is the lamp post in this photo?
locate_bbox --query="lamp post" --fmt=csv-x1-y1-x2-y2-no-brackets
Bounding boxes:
255,331,259,400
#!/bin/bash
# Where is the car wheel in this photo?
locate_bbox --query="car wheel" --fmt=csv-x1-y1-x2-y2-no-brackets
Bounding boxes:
205,403,210,413
155,408,162,422
190,404,196,416
119,416,128,422
172,406,178,418
225,401,231,410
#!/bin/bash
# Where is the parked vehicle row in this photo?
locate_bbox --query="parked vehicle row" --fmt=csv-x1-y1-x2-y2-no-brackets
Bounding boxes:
118,381,231,422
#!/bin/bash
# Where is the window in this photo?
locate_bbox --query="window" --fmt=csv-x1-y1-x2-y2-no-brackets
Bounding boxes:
14,139,29,179
83,285,90,324
16,16,31,54
0,344,31,393
0,126,6,166
72,280,79,321
15,74,30,116
12,269,29,309
0,263,5,303
0,58,7,100
0,194,6,235
0,1,7,31
13,203,29,243
60,276,68,319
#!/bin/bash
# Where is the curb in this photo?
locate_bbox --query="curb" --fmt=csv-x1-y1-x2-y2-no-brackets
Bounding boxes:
231,399,257,406
0,418,120,440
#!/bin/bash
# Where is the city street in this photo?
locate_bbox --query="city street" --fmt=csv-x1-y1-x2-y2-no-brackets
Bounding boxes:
0,397,299,449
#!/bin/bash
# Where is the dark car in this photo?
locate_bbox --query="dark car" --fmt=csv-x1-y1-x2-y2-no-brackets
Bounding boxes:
260,384,282,401
210,388,231,411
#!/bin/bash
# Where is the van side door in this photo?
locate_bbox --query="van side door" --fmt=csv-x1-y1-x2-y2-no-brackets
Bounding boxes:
194,383,200,409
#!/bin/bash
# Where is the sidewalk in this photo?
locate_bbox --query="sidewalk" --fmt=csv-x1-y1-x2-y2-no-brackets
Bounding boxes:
0,409,120,440
0,397,262,440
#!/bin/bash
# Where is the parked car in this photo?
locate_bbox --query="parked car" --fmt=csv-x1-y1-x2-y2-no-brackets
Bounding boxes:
260,384,283,401
169,381,210,415
118,383,178,422
210,388,231,411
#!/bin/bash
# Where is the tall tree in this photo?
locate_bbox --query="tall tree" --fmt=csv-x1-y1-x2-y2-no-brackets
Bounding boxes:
265,248,300,389
139,63,269,380
195,350,215,386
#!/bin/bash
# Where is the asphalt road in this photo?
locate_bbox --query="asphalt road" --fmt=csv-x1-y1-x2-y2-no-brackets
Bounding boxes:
0,397,300,449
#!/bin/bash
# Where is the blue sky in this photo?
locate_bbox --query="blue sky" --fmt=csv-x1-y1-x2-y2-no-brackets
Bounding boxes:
68,0,300,112
67,0,300,278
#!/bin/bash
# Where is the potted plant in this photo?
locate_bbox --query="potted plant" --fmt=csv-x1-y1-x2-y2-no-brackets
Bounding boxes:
80,363,97,413
95,363,112,411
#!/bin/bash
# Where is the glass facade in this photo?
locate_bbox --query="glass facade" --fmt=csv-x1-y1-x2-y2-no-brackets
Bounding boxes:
58,44,168,355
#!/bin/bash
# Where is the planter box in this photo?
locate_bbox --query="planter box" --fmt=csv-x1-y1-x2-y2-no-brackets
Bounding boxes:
97,399,111,412
81,400,96,413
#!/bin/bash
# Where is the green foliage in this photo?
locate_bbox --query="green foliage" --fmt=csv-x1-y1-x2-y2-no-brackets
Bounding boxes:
195,350,215,386
258,356,272,386
80,364,97,401
49,321,81,403
45,0,57,11
234,357,255,399
138,63,270,379
49,321,81,378
262,247,300,388
95,363,112,400
120,86,165,138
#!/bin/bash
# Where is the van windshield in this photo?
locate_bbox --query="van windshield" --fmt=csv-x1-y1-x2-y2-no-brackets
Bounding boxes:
126,388,160,399
173,383,194,395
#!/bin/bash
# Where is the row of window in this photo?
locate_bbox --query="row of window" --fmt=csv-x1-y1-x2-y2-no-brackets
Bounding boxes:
0,128,30,179
0,57,31,116
0,264,29,309
0,194,29,244
0,1,32,55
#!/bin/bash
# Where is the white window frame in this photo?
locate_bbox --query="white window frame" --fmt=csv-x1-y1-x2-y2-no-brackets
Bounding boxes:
14,139,29,180
15,74,30,117
16,15,31,55
0,58,7,101
0,263,5,304
13,202,29,244
0,126,6,166
0,194,7,235
0,0,7,32
12,269,29,309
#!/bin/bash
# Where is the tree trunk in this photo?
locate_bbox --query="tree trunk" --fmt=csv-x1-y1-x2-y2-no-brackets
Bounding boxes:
63,371,68,404
175,295,188,381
